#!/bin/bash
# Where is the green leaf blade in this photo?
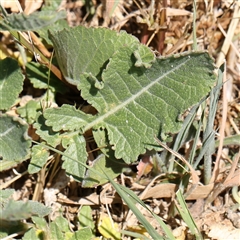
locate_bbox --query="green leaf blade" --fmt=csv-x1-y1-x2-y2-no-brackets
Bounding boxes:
62,134,88,182
0,58,24,110
0,10,66,31
81,49,215,163
28,145,49,174
0,115,31,171
82,154,126,187
45,27,215,164
33,113,61,147
26,62,67,93
44,105,93,132
0,200,51,221
49,26,154,86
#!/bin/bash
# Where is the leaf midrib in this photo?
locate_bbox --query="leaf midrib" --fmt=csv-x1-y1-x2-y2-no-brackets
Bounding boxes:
82,57,191,133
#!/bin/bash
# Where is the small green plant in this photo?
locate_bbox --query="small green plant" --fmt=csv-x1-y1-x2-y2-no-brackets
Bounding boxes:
0,5,224,239
0,22,216,176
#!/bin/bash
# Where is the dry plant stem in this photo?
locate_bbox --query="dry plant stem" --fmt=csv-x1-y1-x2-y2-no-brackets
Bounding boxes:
138,173,170,200
217,23,240,60
154,137,201,199
47,152,62,187
29,31,51,58
0,21,71,87
157,0,167,54
154,137,199,185
228,115,240,134
216,2,240,67
223,151,240,185
165,34,186,55
32,168,45,201
192,0,197,50
210,62,227,184
0,170,28,190
32,155,55,200
206,151,240,205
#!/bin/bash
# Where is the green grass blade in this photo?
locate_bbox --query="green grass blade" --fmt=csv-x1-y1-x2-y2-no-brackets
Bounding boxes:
203,66,223,184
107,179,165,240
176,190,202,240
215,134,240,147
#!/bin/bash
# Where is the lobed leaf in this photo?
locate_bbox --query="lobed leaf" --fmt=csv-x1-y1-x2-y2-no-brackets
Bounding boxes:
44,105,93,132
17,100,41,124
33,113,61,147
80,49,215,163
62,134,88,181
44,26,216,164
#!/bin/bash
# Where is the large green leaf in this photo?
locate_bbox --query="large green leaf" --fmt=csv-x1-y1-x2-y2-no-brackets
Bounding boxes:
0,115,31,171
83,49,215,163
0,58,24,110
43,26,216,169
35,19,69,45
49,222,64,240
0,10,66,31
49,26,155,86
44,50,215,164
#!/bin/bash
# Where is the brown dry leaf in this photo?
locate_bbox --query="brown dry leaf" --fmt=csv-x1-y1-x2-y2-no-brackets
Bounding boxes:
136,155,153,179
186,184,215,200
142,183,177,199
154,138,199,185
224,169,240,187
141,183,215,200
208,224,240,240
1,0,20,12
172,226,186,240
166,7,191,17
23,0,43,14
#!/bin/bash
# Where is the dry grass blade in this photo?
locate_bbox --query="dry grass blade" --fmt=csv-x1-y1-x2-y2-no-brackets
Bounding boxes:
216,2,240,67
154,137,199,185
210,63,227,184
206,151,240,205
